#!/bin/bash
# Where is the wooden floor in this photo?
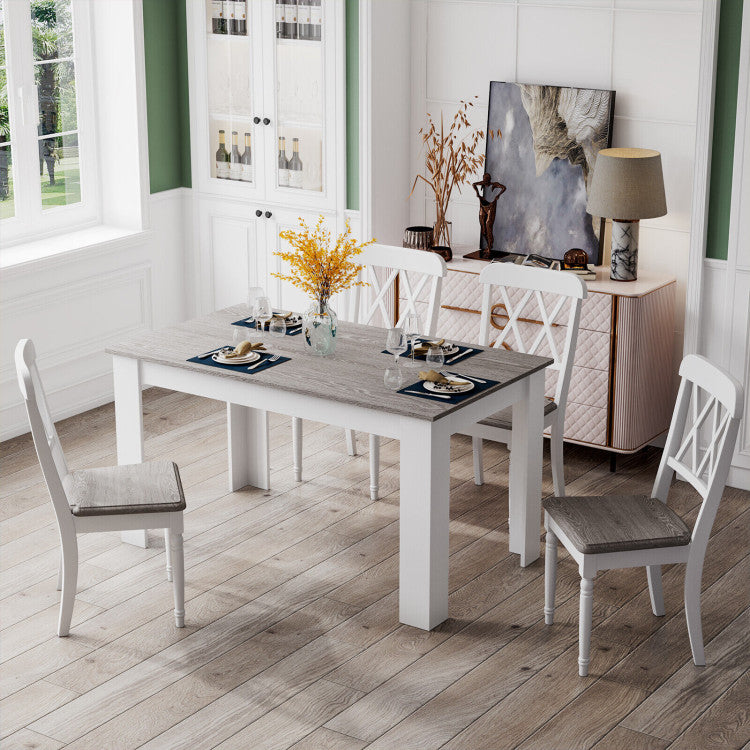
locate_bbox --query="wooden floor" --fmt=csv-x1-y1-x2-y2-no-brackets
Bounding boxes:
2,388,749,750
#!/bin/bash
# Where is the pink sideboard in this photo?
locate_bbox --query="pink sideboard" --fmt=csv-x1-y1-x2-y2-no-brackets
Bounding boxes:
409,257,676,454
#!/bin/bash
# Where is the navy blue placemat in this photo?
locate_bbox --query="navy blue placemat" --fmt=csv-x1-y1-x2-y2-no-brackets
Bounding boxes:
232,317,303,336
187,348,291,374
382,342,479,365
398,375,500,404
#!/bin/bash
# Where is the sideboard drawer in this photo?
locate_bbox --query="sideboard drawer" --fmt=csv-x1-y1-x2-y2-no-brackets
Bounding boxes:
579,291,612,332
563,402,608,445
567,365,609,409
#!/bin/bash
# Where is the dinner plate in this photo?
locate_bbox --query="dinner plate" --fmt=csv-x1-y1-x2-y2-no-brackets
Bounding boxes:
424,377,473,394
213,350,261,365
417,341,459,356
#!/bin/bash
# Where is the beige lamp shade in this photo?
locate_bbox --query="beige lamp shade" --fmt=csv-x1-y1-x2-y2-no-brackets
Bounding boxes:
587,147,667,220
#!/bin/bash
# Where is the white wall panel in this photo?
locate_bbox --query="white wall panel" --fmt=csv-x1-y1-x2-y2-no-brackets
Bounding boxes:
611,9,701,122
425,2,516,103
517,5,612,89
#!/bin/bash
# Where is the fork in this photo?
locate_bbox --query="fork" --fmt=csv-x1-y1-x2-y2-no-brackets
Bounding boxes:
248,354,279,371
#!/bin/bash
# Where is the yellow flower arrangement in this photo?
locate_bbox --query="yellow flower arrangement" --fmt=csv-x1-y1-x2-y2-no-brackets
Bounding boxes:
274,216,374,312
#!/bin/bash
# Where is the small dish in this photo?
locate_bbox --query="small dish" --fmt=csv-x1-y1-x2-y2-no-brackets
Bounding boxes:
424,376,473,394
213,350,261,365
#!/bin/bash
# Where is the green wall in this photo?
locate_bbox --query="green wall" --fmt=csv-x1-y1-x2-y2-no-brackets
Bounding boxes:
706,0,744,260
143,0,191,193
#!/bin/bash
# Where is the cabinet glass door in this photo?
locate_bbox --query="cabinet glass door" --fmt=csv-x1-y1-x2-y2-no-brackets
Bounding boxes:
268,0,330,203
204,0,257,186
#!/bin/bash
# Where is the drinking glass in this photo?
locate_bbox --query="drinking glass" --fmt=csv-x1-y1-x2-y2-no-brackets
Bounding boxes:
404,313,421,368
384,367,405,390
269,316,287,338
426,346,445,369
385,327,407,364
247,286,266,320
254,296,273,334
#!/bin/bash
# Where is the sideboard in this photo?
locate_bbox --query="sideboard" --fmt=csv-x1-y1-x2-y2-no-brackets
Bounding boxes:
402,256,676,456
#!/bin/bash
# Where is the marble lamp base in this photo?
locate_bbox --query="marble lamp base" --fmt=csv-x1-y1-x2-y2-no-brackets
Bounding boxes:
610,219,639,281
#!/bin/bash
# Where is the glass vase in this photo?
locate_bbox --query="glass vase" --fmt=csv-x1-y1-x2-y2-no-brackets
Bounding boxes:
303,302,337,356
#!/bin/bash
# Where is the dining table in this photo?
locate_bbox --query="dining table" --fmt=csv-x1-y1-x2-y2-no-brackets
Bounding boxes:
106,305,552,631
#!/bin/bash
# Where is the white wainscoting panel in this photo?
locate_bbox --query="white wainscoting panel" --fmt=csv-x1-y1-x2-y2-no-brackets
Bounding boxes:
0,189,188,441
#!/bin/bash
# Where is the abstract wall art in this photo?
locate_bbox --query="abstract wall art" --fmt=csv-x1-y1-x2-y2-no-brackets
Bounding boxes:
482,82,615,264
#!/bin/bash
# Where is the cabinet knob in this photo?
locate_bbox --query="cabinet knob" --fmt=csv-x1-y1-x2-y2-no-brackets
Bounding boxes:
255,209,262,217
265,211,272,219
262,117,271,126
253,116,261,125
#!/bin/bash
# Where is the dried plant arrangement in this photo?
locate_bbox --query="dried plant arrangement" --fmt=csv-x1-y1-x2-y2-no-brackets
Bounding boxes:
412,97,501,247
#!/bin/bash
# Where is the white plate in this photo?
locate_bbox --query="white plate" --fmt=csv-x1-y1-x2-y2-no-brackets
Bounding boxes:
424,377,473,394
213,350,261,365
417,341,459,356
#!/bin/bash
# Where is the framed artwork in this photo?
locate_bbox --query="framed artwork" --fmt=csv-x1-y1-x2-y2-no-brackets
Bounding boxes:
481,82,615,265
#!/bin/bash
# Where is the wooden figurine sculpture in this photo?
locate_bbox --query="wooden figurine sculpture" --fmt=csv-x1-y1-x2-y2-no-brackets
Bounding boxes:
473,173,507,258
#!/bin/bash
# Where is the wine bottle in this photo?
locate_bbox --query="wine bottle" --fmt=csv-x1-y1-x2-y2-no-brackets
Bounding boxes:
275,0,286,39
236,0,247,35
227,0,237,34
286,0,298,39
278,136,290,187
297,0,311,40
211,0,227,34
215,130,230,179
229,131,242,180
241,132,253,182
310,0,321,41
289,137,303,188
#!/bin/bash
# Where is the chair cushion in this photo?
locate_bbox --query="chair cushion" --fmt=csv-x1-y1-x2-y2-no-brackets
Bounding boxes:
64,461,186,517
543,495,691,555
479,399,557,430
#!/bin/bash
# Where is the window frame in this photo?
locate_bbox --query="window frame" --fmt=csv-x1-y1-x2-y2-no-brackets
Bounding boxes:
1,0,99,246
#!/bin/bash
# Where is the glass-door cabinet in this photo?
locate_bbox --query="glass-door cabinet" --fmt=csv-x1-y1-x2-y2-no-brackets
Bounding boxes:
188,0,342,212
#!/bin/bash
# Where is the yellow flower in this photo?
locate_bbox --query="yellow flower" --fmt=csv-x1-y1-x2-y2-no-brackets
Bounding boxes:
273,216,375,308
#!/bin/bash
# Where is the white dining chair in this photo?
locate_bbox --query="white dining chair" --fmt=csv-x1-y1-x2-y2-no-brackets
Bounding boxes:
291,244,447,499
463,263,587,496
15,339,186,636
544,354,743,676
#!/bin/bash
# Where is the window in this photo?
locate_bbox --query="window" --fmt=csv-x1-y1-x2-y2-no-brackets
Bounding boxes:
1,0,96,244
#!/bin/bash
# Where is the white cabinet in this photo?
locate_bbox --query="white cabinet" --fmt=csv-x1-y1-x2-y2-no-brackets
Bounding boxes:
187,0,346,314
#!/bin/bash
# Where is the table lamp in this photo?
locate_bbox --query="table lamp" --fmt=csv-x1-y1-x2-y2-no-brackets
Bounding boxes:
587,147,667,281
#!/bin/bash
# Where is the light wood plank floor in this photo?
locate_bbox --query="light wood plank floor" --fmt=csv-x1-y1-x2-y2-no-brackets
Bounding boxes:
1,388,748,749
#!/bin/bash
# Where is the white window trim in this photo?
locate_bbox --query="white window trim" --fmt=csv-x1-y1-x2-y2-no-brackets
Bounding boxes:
1,0,100,246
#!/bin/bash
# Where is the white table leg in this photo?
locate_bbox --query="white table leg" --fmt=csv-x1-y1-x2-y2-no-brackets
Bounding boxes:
399,420,450,630
113,356,147,548
227,403,269,491
508,370,545,567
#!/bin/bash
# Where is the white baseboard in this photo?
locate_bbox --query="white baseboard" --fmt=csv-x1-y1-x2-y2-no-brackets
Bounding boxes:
727,465,750,491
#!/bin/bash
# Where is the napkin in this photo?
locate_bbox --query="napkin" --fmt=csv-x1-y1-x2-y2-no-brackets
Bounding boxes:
418,370,451,384
224,341,266,358
413,338,446,356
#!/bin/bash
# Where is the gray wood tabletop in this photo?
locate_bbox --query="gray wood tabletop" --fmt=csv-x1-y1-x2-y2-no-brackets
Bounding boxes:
106,305,552,422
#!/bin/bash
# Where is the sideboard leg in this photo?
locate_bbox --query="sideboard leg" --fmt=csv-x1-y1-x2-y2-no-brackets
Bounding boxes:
609,453,617,473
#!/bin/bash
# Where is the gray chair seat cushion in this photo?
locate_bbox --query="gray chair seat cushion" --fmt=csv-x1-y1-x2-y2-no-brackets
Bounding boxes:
543,495,691,555
64,461,186,517
479,399,557,431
